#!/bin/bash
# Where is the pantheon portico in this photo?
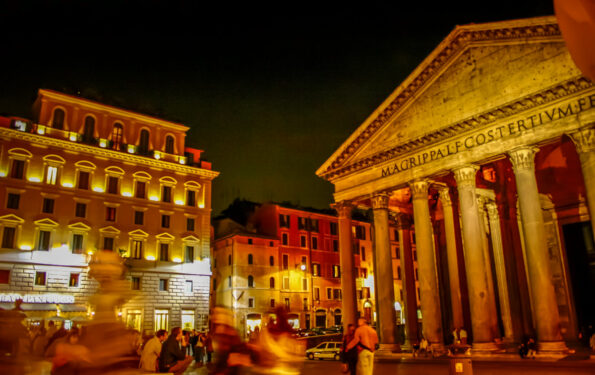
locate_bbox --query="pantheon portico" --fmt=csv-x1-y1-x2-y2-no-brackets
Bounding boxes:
317,16,595,354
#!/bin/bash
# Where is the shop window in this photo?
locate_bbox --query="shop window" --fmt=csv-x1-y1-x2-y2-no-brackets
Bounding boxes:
1,227,16,249
75,203,86,218
11,159,25,179
134,211,144,225
69,273,79,287
78,171,90,190
127,309,142,331
269,277,275,289
131,277,141,290
35,271,46,286
248,275,254,288
72,234,84,254
161,186,172,203
248,254,253,265
0,270,9,284
184,246,194,263
181,310,194,331
186,218,195,231
154,309,169,331
106,207,116,221
159,243,169,261
165,135,175,154
159,279,168,291
161,214,170,228
42,198,54,214
6,193,19,209
52,108,65,129
103,237,114,251
111,123,123,150
135,181,146,199
37,230,51,251
131,240,143,259
185,280,193,293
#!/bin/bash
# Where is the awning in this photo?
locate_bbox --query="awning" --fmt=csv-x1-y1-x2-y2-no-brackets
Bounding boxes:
0,303,87,312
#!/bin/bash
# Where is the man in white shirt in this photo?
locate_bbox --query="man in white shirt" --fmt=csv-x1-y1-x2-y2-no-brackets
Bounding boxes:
140,329,168,372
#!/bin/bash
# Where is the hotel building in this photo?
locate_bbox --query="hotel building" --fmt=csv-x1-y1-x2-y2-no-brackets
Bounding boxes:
0,89,218,334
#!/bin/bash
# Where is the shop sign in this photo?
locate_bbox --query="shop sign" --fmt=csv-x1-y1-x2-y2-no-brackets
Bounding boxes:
0,293,75,304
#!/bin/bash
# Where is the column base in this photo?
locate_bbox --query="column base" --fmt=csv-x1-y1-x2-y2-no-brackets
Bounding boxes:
376,343,401,354
471,341,500,353
537,340,568,354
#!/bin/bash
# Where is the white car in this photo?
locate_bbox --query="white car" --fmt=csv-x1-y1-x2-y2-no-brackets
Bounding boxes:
305,341,343,360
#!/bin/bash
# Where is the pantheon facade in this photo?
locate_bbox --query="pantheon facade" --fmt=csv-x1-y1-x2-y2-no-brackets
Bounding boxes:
317,16,594,354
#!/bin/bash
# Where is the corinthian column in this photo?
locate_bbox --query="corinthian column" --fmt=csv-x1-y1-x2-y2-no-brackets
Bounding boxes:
452,166,498,350
569,126,595,238
371,193,400,352
438,187,464,332
486,202,514,342
508,147,566,352
334,201,358,332
395,212,419,348
409,180,443,348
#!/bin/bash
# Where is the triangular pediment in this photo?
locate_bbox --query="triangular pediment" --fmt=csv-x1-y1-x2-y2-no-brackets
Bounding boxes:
68,222,92,231
317,16,581,180
128,229,149,237
99,225,121,234
0,214,25,223
155,232,175,240
181,235,200,242
33,218,59,227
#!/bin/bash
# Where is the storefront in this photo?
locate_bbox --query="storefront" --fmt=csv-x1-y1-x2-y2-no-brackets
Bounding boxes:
0,293,88,329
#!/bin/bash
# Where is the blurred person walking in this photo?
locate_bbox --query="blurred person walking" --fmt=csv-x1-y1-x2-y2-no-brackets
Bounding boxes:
139,329,167,372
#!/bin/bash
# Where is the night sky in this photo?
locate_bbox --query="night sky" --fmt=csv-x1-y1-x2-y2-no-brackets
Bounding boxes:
0,1,554,214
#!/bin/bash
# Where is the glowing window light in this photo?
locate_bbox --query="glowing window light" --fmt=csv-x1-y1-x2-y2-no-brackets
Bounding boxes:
146,255,156,261
46,166,58,184
0,171,6,177
14,120,27,132
62,182,73,188
28,176,41,183
198,203,205,209
37,125,46,135
93,186,104,193
69,132,78,141
173,257,182,263
154,152,161,160
149,196,159,201
175,200,184,205
99,139,107,148
20,245,32,251
127,145,136,154
87,250,94,255
179,157,186,165
122,191,132,197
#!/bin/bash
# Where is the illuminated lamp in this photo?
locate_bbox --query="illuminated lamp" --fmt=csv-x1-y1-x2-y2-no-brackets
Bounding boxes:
175,200,184,205
99,139,107,148
198,203,205,209
173,257,182,263
122,191,132,197
149,196,159,201
154,152,161,160
146,255,156,261
28,176,41,183
179,157,186,165
36,125,46,135
300,264,306,271
87,250,94,255
117,311,123,317
20,245,32,251
127,145,136,154
93,186,104,193
62,182,74,188
0,171,6,177
69,132,78,141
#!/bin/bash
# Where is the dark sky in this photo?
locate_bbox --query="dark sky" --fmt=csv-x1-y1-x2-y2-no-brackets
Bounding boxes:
0,1,554,214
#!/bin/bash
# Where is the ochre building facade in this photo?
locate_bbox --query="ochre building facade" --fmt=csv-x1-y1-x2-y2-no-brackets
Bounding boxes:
317,16,595,354
0,89,218,335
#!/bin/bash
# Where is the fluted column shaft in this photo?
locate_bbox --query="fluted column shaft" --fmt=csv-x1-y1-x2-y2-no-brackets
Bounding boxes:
486,202,514,341
570,127,595,239
508,147,565,350
395,213,419,347
409,180,443,347
453,166,497,348
335,202,358,332
372,194,399,351
438,188,464,332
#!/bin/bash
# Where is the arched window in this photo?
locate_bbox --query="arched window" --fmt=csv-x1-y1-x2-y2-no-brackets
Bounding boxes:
52,109,65,130
248,254,253,265
269,277,275,289
138,129,150,154
165,135,175,154
111,123,123,150
248,275,254,288
83,116,95,144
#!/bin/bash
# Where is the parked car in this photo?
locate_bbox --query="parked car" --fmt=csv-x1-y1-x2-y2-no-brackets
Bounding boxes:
308,327,326,336
323,325,343,334
305,341,343,360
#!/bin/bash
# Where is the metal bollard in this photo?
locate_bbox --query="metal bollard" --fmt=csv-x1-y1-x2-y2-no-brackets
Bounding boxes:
448,344,473,375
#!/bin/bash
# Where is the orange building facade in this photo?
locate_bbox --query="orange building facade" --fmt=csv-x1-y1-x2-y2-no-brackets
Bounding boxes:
0,89,218,335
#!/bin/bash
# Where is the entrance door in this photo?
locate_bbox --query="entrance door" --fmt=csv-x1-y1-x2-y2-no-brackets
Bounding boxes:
562,221,595,345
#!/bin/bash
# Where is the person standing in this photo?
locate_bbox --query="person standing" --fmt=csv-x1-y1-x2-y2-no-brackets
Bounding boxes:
346,318,378,375
159,327,193,374
341,324,358,375
139,329,167,372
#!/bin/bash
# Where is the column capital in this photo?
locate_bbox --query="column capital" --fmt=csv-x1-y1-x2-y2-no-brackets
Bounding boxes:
508,146,538,172
408,179,430,200
485,202,499,219
371,193,390,210
438,187,453,207
393,212,412,229
332,201,353,219
569,126,595,154
476,195,487,209
452,165,479,187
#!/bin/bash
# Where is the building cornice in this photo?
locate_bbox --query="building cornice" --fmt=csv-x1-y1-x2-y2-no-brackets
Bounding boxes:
317,16,562,180
0,127,220,180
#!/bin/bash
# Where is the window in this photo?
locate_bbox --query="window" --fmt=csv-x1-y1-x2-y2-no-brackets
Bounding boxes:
111,123,123,150
302,278,307,291
185,280,193,293
131,276,140,290
354,225,366,240
270,299,276,308
186,190,196,206
361,246,366,261
412,233,416,244
46,166,58,185
42,198,54,214
106,207,116,221
363,287,370,299
269,256,274,266
333,240,338,252
269,241,274,247
69,273,79,287
212,278,217,290
132,240,143,259
7,193,19,209
52,108,65,129
248,298,254,308
332,265,341,278
397,267,402,280
78,171,90,190
314,287,320,301
135,181,146,199
35,271,46,286
83,116,95,143
134,211,144,225
282,233,288,245
37,230,51,251
165,135,175,154
282,254,288,270
395,246,400,259
333,289,342,300
312,237,318,250
159,243,169,261
353,243,360,255
393,229,399,242
279,214,290,228
312,263,320,277
308,219,319,232
72,234,84,254
162,186,172,203
154,309,168,331
330,222,338,235
284,298,290,310
186,218,195,231
0,270,9,284
417,287,421,300
185,246,194,263
269,277,275,289
2,227,16,249
298,217,306,230
159,279,169,291
361,268,368,278
138,129,150,154
161,215,170,228
283,277,289,290
228,276,232,287
11,159,25,179
75,203,86,218
228,254,232,265
107,176,119,194
103,237,114,251
303,298,309,310
327,288,332,300
300,235,306,248
248,275,254,288
415,268,419,281
248,254,253,265
301,256,307,271
181,310,194,331
413,250,417,261
248,238,253,245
